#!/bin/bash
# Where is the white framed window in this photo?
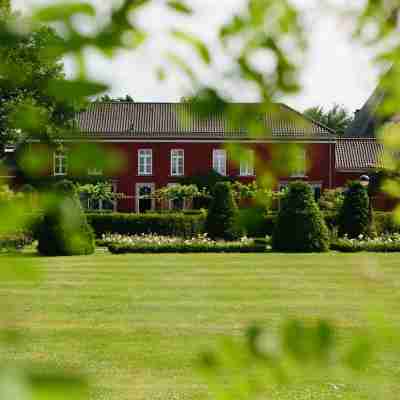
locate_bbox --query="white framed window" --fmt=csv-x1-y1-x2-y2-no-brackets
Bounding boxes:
240,150,255,176
213,149,227,176
135,183,155,213
138,149,152,176
171,149,184,176
290,147,307,177
54,150,68,176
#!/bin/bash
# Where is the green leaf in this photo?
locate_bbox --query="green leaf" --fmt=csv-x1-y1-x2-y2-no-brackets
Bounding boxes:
167,0,193,15
47,79,108,101
171,30,211,64
33,3,95,22
166,52,196,81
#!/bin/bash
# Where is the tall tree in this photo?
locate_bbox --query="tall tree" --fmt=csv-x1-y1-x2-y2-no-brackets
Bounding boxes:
0,6,76,154
304,104,354,135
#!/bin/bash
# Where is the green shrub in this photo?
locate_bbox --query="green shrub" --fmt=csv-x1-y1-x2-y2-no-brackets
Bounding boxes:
272,182,330,252
205,182,242,240
239,208,276,237
374,212,400,234
338,181,372,238
37,180,95,256
87,212,206,238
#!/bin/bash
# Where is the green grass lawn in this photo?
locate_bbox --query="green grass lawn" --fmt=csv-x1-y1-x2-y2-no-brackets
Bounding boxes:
1,250,400,400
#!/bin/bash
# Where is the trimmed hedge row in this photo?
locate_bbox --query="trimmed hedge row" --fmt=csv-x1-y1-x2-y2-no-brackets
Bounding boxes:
86,212,206,238
86,211,400,240
239,210,400,237
107,242,266,254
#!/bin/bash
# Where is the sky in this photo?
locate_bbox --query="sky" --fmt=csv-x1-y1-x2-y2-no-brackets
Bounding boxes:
13,0,380,113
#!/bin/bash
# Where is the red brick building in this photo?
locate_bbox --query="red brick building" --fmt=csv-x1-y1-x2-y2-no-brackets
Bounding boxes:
39,102,337,212
24,101,393,212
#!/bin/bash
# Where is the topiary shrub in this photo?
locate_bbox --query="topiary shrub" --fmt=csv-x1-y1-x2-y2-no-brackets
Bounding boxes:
338,181,372,238
272,182,330,252
205,182,242,240
37,180,95,256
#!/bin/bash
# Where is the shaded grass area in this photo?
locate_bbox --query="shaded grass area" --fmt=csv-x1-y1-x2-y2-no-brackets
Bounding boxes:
1,251,400,399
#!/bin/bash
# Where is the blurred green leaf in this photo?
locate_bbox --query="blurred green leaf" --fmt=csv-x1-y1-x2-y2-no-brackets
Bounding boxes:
167,0,193,15
171,30,211,64
33,3,95,22
47,79,108,101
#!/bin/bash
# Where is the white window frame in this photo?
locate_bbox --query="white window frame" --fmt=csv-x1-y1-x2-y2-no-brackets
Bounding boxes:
290,147,307,178
138,149,153,176
213,149,227,176
170,149,184,176
53,150,68,176
239,150,255,177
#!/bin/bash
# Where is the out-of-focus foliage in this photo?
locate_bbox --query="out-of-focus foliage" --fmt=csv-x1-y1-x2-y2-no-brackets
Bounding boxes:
304,104,354,134
0,0,400,399
37,180,95,256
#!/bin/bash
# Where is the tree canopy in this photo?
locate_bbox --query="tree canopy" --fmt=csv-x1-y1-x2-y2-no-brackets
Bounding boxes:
94,94,134,103
0,6,76,154
304,104,354,135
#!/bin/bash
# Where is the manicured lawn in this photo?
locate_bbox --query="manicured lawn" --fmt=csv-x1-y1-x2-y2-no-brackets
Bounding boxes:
1,250,400,399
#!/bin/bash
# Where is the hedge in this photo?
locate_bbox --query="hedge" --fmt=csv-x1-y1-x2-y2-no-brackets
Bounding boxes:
238,210,399,237
86,212,206,238
107,241,266,254
331,239,400,253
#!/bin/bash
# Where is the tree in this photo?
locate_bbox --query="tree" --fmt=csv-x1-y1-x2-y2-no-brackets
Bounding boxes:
304,104,354,134
338,181,372,238
37,180,95,256
205,182,242,240
0,8,76,154
272,182,330,252
95,94,134,102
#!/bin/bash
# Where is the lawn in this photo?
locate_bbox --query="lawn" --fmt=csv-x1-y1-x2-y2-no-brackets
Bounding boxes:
1,250,400,400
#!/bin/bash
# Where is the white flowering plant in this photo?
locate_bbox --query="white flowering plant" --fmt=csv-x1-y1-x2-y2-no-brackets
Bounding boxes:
331,233,400,252
100,233,270,254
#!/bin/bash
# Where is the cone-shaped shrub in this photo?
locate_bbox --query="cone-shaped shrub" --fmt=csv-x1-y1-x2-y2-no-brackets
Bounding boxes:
338,181,371,238
38,180,95,256
205,182,242,240
272,182,329,252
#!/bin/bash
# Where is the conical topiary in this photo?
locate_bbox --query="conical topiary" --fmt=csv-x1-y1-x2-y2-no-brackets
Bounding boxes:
37,180,95,256
272,181,330,252
205,182,242,240
338,181,372,238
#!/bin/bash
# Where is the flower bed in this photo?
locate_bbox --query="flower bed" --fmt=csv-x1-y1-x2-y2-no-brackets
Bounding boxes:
331,234,400,252
0,233,33,252
101,234,269,254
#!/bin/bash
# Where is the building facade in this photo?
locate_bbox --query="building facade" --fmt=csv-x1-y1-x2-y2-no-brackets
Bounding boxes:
27,101,397,212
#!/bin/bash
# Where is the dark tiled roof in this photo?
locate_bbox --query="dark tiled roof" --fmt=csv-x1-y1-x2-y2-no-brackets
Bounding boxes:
76,102,335,139
336,138,384,170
